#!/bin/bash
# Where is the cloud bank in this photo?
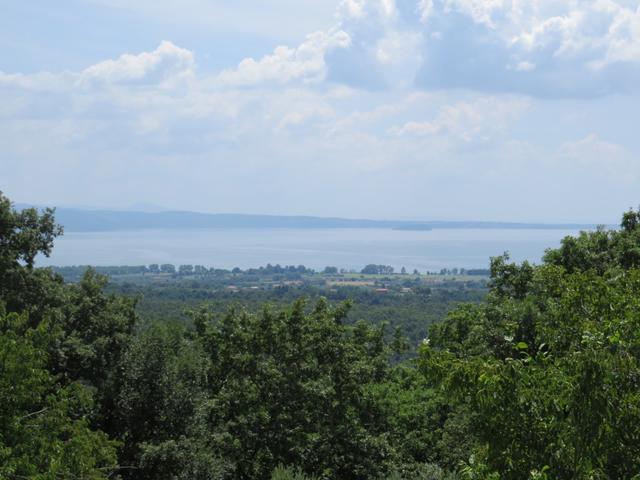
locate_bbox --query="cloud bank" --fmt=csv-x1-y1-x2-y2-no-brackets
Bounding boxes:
1,0,640,222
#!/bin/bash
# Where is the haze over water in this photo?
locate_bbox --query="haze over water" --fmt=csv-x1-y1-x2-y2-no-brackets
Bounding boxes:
39,228,581,272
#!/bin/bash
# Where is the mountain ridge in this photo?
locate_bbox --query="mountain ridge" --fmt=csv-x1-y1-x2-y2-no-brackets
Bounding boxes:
15,204,604,232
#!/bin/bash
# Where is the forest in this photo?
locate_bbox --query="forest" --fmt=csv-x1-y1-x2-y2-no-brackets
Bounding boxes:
52,262,487,347
2,190,640,479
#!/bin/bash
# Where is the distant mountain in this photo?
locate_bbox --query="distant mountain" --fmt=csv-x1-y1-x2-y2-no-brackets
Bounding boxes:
16,202,168,213
15,205,601,232
125,202,168,213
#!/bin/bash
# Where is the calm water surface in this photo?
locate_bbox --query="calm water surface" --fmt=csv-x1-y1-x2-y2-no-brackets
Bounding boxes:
39,228,581,271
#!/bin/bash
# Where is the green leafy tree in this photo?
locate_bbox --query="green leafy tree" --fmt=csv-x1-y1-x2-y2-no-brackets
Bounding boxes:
270,465,318,480
0,193,138,476
0,192,66,321
189,299,394,480
161,264,176,274
179,264,194,275
53,269,138,433
116,323,210,479
419,209,640,479
0,308,119,478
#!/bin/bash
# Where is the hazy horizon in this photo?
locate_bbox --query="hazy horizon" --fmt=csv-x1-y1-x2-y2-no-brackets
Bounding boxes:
14,200,615,226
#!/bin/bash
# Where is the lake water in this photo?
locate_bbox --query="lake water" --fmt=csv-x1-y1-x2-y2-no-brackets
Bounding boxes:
37,228,582,272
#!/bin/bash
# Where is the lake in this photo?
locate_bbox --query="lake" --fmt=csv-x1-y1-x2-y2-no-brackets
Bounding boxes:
37,228,583,272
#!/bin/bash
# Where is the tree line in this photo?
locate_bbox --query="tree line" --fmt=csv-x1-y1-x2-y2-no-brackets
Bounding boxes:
53,264,488,282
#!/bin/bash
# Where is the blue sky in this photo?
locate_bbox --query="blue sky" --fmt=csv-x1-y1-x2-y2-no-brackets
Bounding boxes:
2,0,640,222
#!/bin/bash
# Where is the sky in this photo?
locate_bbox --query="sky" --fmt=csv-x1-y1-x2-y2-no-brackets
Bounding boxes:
2,0,640,223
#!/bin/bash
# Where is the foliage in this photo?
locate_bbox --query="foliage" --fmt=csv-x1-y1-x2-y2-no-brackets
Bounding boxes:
362,264,395,275
420,208,640,479
115,322,210,479
103,277,485,348
271,465,319,480
0,192,65,321
367,365,474,471
188,299,394,479
0,192,132,478
5,191,640,480
386,463,462,480
0,308,119,478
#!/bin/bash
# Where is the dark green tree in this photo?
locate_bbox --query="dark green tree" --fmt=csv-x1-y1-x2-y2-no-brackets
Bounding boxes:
420,210,640,479
0,193,137,477
188,299,394,480
115,323,211,479
0,305,118,478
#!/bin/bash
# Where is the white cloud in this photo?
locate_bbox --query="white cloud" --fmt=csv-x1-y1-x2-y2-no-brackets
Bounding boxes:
2,3,640,222
389,97,530,143
215,30,351,87
79,41,195,86
513,61,536,72
196,0,640,96
0,71,74,92
597,3,640,66
380,0,398,19
339,0,366,18
1,41,196,94
418,0,434,23
416,0,640,95
375,31,422,65
441,0,507,28
339,0,399,20
330,0,640,96
557,134,639,183
461,0,640,69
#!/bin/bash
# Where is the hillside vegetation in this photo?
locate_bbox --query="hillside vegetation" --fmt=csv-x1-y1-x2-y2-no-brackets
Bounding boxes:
2,191,640,479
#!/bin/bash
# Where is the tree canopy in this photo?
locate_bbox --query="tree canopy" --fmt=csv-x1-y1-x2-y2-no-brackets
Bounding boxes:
420,209,640,479
3,189,640,479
